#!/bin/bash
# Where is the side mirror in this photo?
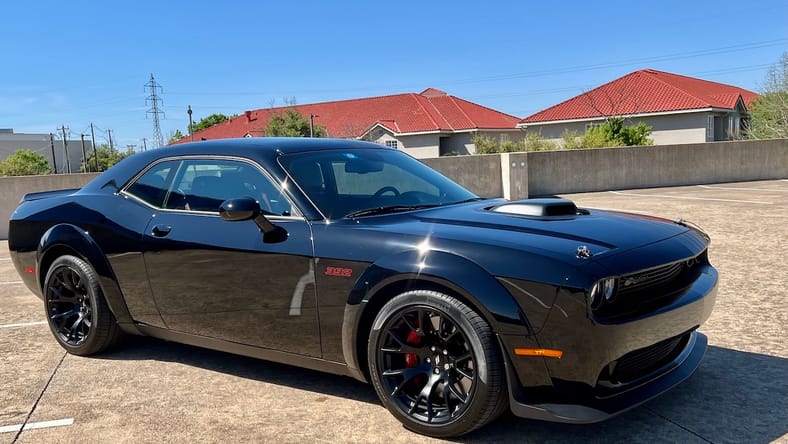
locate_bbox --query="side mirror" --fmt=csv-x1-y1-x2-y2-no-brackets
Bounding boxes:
220,197,288,243
219,197,259,221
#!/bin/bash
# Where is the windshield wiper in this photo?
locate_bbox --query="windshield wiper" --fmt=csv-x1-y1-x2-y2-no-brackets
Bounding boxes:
345,204,439,218
451,197,488,204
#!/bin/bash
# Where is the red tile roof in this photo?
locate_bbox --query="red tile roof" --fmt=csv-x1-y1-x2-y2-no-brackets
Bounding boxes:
520,69,759,124
171,88,520,144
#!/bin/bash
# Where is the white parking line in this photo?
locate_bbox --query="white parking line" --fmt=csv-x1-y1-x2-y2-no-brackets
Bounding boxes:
609,191,773,205
0,257,11,261
0,281,23,285
0,418,74,434
698,185,788,192
592,207,653,215
0,321,47,329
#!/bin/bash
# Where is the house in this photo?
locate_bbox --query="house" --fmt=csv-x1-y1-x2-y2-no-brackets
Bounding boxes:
171,88,522,158
518,69,759,145
0,128,90,174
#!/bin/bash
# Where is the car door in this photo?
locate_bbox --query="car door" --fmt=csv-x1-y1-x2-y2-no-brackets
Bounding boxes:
139,157,320,357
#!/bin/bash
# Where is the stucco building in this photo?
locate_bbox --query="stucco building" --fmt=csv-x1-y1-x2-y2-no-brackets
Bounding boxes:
518,69,758,145
170,88,523,158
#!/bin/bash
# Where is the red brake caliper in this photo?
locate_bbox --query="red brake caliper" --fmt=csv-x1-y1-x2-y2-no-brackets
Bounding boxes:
404,320,421,368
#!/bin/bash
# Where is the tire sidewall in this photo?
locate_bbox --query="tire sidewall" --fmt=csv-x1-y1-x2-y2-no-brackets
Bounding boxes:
44,255,104,354
368,290,500,437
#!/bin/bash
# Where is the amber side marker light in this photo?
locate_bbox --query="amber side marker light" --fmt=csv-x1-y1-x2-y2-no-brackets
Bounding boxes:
514,348,563,359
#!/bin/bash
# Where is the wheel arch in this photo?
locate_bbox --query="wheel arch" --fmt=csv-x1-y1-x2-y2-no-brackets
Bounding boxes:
342,249,531,382
37,224,138,333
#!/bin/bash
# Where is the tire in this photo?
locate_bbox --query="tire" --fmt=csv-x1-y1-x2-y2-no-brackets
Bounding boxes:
43,255,122,356
367,290,507,438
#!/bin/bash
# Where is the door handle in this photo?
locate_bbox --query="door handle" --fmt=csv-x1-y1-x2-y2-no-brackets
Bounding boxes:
151,224,172,237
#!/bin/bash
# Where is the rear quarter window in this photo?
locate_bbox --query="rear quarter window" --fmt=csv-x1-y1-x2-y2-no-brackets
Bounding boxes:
125,161,177,207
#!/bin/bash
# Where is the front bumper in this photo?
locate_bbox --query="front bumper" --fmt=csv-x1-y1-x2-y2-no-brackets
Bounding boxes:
503,331,707,423
500,258,717,422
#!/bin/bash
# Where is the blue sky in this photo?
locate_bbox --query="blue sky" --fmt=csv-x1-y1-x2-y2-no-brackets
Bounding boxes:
1,1,786,149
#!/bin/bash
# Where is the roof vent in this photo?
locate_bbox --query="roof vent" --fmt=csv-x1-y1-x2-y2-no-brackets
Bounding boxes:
491,198,579,217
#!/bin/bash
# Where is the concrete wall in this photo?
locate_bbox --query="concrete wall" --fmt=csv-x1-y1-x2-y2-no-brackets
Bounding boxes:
1,173,99,239
1,139,786,239
422,154,503,198
525,138,788,195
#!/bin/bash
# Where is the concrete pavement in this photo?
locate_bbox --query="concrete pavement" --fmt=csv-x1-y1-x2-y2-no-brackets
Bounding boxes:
1,180,786,443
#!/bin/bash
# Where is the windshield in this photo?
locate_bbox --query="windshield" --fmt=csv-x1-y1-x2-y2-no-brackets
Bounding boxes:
279,148,477,219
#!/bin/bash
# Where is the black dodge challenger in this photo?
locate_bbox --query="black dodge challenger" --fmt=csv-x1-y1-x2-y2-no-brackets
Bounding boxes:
8,138,717,437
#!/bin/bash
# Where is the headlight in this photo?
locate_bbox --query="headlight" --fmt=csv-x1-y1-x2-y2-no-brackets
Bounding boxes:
589,278,617,309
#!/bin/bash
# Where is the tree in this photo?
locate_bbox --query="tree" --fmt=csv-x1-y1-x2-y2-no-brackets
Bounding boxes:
81,145,135,172
168,129,185,143
561,117,653,148
265,109,326,137
0,149,51,176
471,132,557,154
748,52,788,139
191,113,231,133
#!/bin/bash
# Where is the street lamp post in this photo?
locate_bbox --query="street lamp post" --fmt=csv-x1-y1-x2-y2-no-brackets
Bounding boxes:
310,113,319,138
188,105,194,142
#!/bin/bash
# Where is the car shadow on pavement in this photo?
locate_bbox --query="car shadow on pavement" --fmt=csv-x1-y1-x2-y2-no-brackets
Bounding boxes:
463,346,788,443
97,335,381,405
97,339,786,443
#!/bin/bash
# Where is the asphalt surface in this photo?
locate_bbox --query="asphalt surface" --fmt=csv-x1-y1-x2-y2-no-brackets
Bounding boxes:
1,180,786,443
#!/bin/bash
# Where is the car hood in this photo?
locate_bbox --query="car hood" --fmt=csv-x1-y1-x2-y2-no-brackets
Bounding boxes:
408,200,690,260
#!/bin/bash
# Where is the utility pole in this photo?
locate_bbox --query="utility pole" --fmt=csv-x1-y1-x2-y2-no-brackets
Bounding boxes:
60,125,71,173
145,74,166,148
142,138,148,151
49,133,58,174
108,129,115,154
90,123,99,172
80,134,88,172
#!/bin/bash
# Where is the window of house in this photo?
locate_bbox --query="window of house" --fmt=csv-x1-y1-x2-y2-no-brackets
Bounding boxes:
728,116,735,138
706,116,714,140
384,140,398,149
585,123,601,131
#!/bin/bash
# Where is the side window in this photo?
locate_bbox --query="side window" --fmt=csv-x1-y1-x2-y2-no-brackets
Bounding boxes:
165,159,293,216
125,161,178,208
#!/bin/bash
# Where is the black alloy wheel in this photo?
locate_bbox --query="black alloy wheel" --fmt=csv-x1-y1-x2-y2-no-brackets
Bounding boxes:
44,255,120,355
368,290,506,437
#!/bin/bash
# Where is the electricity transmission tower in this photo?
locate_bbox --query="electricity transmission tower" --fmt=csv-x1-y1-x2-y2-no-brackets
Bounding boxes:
145,74,165,148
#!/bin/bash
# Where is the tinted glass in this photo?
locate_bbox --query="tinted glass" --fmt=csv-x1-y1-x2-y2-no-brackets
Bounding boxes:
279,149,476,219
166,159,293,215
125,160,178,207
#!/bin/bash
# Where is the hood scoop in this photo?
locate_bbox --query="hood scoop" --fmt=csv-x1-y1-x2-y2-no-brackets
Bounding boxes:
490,198,583,218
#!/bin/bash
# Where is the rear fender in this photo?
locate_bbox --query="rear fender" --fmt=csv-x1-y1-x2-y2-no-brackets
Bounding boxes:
37,224,139,333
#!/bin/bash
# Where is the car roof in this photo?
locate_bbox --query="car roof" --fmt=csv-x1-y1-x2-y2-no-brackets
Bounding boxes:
163,137,385,157
81,137,391,194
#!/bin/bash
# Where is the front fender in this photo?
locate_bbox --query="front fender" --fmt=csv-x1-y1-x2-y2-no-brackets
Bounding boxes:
341,249,532,381
37,224,138,331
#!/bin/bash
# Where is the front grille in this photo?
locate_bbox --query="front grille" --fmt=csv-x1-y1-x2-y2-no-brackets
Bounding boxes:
618,262,684,296
598,332,691,389
612,334,687,383
594,251,706,321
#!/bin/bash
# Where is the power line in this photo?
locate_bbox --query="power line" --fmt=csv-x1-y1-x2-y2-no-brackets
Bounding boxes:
145,73,165,148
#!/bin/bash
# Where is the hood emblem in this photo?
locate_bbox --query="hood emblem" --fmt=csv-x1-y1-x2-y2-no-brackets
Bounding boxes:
576,246,593,259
